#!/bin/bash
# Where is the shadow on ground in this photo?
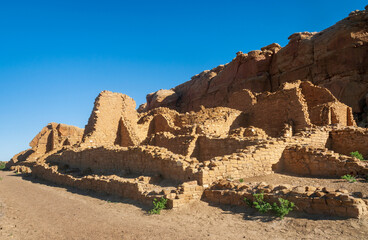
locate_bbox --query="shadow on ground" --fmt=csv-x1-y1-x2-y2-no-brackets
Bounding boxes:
5,172,151,212
205,200,350,222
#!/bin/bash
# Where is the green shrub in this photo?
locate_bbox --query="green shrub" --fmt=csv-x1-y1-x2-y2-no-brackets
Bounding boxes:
0,162,6,170
245,193,295,219
341,174,357,183
252,193,272,213
350,151,365,161
239,178,244,183
272,198,295,219
149,197,167,215
245,193,272,213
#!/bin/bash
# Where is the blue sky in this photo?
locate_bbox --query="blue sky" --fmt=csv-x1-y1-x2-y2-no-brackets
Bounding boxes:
0,0,365,162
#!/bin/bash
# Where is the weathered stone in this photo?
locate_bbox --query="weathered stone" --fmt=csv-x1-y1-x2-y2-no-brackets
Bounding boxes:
82,91,143,146
30,123,84,154
141,11,368,128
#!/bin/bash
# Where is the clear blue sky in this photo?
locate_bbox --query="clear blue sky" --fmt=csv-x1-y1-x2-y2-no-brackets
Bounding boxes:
0,0,365,162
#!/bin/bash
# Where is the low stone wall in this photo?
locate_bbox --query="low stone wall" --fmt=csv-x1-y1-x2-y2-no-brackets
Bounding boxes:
193,136,259,161
147,133,196,156
198,143,287,185
32,163,204,208
147,133,261,161
280,146,368,176
203,180,368,218
197,129,330,185
44,145,201,184
330,128,368,159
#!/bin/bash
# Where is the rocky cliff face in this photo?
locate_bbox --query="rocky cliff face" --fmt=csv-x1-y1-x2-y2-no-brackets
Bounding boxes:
142,6,368,126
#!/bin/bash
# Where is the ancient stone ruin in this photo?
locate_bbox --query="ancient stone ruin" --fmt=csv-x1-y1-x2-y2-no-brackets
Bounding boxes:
7,6,368,218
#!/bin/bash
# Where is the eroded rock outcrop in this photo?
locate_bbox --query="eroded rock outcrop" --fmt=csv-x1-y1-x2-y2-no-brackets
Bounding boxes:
144,8,368,127
6,123,83,170
30,122,84,154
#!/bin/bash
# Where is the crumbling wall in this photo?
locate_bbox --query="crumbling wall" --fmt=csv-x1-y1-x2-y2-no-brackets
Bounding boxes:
198,129,330,185
300,81,355,126
192,136,259,162
44,146,200,183
147,114,178,135
176,107,244,137
82,91,142,147
280,146,368,176
146,132,197,156
330,128,368,159
31,163,204,208
198,144,287,185
248,87,311,137
147,134,263,161
229,127,268,139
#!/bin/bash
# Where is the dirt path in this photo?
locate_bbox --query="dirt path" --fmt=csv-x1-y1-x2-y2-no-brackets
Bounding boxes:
0,171,367,240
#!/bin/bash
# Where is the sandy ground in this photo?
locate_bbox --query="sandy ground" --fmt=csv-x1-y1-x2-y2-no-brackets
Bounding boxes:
0,170,367,240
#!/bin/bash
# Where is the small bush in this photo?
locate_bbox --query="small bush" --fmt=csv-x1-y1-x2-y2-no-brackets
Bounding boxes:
245,193,295,219
0,162,6,170
149,197,167,215
239,178,244,183
341,174,357,183
252,193,272,213
272,198,295,219
245,193,272,213
350,151,365,161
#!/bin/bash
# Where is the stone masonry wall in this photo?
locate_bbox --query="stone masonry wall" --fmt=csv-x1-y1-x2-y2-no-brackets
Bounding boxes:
204,180,368,218
44,145,200,184
146,132,197,156
192,136,260,161
280,146,368,176
82,91,140,146
248,87,311,137
300,81,355,126
32,163,204,208
147,133,260,161
198,129,330,185
330,128,368,159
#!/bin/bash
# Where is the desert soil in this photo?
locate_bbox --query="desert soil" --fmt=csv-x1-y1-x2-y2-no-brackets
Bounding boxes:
0,170,367,240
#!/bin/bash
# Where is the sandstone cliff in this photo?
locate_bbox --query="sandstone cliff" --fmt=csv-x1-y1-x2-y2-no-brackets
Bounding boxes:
142,7,368,127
